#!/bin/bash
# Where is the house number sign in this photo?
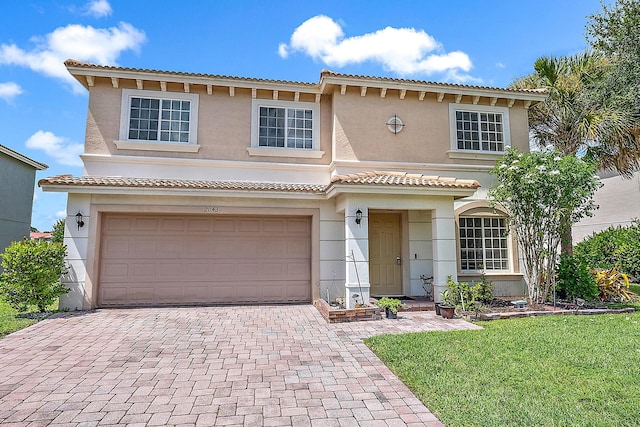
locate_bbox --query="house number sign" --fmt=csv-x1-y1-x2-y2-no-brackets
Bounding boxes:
204,206,220,213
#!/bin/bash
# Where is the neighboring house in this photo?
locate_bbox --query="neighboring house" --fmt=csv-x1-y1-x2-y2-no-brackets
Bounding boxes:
30,231,53,242
0,144,48,269
39,60,546,311
573,170,640,243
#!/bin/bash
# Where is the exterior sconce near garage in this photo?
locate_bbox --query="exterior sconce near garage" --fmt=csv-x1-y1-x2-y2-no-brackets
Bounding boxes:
75,212,85,230
355,209,363,226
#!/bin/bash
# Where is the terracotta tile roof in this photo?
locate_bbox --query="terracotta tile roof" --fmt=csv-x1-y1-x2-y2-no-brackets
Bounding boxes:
330,171,480,189
64,59,316,87
30,232,53,241
38,175,327,193
320,70,548,95
65,59,546,96
39,172,481,194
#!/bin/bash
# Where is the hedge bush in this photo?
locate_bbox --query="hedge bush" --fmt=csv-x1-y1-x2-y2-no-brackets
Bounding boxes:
0,239,68,312
556,253,599,301
574,221,640,279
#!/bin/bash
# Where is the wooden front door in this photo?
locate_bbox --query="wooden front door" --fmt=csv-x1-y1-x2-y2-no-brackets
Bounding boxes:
369,212,402,295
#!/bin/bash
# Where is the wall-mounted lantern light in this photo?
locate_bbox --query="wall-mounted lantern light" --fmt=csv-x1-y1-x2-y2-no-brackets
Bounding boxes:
75,212,85,230
355,209,363,225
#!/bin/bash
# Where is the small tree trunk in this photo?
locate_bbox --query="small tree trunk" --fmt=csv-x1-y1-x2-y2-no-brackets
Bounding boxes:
560,216,573,256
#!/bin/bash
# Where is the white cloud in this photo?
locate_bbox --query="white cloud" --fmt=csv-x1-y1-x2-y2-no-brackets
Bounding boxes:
25,130,83,167
85,0,112,18
0,22,145,91
280,15,474,78
55,210,67,218
444,69,484,85
278,43,288,59
496,62,505,69
0,81,23,102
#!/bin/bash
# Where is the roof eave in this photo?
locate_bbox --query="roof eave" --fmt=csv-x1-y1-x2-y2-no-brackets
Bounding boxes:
38,183,327,199
0,145,48,170
65,62,321,94
319,73,548,103
325,184,478,199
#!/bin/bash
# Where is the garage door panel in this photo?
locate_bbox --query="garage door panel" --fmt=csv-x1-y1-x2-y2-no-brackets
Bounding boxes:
159,218,184,232
263,219,285,233
133,239,156,256
287,219,310,233
288,262,310,277
131,262,157,280
106,217,132,232
102,238,132,257
133,217,159,231
128,286,155,304
101,286,128,305
237,219,261,233
157,262,184,278
212,219,237,232
287,282,312,300
186,239,211,255
100,262,128,281
288,240,310,257
99,214,311,306
183,286,212,301
210,262,237,276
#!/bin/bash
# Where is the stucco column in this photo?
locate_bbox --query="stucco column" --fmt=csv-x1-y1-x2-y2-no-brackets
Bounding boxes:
59,194,91,311
432,205,457,302
344,204,369,309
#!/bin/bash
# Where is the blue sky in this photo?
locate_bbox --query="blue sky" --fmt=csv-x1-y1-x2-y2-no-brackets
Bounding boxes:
0,0,611,231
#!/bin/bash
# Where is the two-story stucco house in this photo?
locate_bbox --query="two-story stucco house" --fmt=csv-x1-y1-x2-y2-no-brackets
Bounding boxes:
0,144,47,269
39,60,546,311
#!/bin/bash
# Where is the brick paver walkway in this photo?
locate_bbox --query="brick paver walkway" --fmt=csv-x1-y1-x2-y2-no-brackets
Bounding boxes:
0,305,480,426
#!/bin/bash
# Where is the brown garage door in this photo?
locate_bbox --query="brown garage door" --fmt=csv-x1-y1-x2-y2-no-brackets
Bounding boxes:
98,214,311,306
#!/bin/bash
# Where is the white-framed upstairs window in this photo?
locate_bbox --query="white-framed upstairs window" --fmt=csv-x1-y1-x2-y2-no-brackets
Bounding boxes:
449,104,510,157
249,99,321,158
119,89,199,148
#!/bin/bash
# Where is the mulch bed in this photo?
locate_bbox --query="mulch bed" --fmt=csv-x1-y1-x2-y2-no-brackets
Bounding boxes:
465,298,635,320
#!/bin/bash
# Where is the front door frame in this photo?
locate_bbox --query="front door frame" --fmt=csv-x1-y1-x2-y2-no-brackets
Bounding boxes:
368,210,406,296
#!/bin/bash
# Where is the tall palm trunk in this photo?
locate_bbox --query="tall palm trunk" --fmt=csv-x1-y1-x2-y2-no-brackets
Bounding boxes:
560,216,573,256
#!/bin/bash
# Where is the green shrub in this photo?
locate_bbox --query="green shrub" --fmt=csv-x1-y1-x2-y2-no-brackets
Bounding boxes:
51,219,65,244
473,269,494,303
443,274,494,311
0,239,68,312
444,276,474,310
575,221,640,279
556,253,599,301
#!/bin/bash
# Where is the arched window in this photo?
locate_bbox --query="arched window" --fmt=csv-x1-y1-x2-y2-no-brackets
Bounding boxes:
456,204,512,272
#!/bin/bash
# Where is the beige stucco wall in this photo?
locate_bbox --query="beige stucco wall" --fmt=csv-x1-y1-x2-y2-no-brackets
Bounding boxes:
86,78,530,171
573,171,640,242
85,78,331,165
331,86,531,165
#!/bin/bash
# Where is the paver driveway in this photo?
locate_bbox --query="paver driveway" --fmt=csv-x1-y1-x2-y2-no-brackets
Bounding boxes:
0,305,480,426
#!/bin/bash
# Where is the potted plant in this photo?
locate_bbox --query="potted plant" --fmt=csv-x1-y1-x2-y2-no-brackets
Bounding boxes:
439,290,456,319
374,297,406,319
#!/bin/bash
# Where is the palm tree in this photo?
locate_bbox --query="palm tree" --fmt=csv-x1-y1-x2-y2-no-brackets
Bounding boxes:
511,52,640,254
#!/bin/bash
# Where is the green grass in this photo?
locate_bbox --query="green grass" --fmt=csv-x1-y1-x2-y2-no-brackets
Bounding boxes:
366,314,640,427
0,297,58,338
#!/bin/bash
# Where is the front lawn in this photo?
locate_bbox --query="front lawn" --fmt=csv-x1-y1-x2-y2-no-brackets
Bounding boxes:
366,313,640,427
0,297,58,338
0,297,38,337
